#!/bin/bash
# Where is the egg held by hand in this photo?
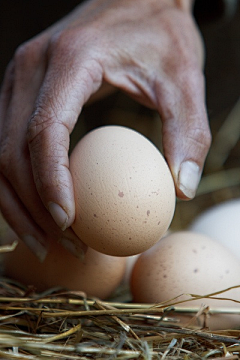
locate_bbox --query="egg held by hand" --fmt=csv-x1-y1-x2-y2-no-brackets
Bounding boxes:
70,126,176,256
131,231,240,330
2,228,126,299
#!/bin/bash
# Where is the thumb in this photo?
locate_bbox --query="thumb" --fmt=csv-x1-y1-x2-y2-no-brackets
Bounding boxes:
159,68,211,200
27,50,103,229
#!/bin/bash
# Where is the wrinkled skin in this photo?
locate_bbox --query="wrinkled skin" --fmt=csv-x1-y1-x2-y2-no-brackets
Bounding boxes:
0,0,211,260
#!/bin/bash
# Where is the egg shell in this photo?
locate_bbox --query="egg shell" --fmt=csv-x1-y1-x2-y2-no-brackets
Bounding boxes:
122,230,172,286
131,231,240,330
70,125,175,256
122,254,140,286
189,198,240,257
2,228,126,299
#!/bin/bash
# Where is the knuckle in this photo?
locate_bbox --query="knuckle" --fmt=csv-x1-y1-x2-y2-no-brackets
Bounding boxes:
14,41,34,64
13,43,29,64
188,125,212,152
48,26,100,58
48,29,77,57
27,107,69,156
13,38,43,70
27,108,54,144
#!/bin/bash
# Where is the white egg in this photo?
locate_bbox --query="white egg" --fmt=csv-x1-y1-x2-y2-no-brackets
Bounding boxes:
189,198,240,258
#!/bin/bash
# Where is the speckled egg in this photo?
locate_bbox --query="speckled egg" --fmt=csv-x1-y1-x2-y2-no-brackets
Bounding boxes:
131,231,240,329
70,126,175,256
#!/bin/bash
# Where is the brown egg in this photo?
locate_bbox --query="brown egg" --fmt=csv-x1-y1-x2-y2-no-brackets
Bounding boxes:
70,125,175,256
131,231,240,330
2,228,126,299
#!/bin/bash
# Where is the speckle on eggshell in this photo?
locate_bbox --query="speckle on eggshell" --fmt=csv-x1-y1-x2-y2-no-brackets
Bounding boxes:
131,230,240,330
70,125,176,256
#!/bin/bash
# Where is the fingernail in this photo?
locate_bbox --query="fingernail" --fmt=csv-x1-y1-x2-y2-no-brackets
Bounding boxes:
59,237,85,261
178,161,201,199
48,202,69,231
22,235,48,263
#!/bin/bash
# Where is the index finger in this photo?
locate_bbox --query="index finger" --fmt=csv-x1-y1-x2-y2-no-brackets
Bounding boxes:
27,36,103,229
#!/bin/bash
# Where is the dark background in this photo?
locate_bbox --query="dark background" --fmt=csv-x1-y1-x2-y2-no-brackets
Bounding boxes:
1,0,239,117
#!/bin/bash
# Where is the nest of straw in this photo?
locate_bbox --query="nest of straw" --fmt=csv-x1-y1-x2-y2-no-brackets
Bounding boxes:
0,276,239,360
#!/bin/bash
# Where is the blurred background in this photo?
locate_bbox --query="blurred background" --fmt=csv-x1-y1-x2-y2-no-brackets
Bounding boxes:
0,0,240,230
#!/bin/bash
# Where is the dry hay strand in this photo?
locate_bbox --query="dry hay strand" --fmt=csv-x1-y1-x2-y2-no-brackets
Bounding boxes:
0,276,239,359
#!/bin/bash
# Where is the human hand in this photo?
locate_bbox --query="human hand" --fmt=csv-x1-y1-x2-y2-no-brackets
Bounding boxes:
0,0,211,260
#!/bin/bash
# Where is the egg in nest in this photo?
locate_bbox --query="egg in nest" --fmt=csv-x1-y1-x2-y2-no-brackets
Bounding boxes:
131,231,240,330
2,227,126,299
